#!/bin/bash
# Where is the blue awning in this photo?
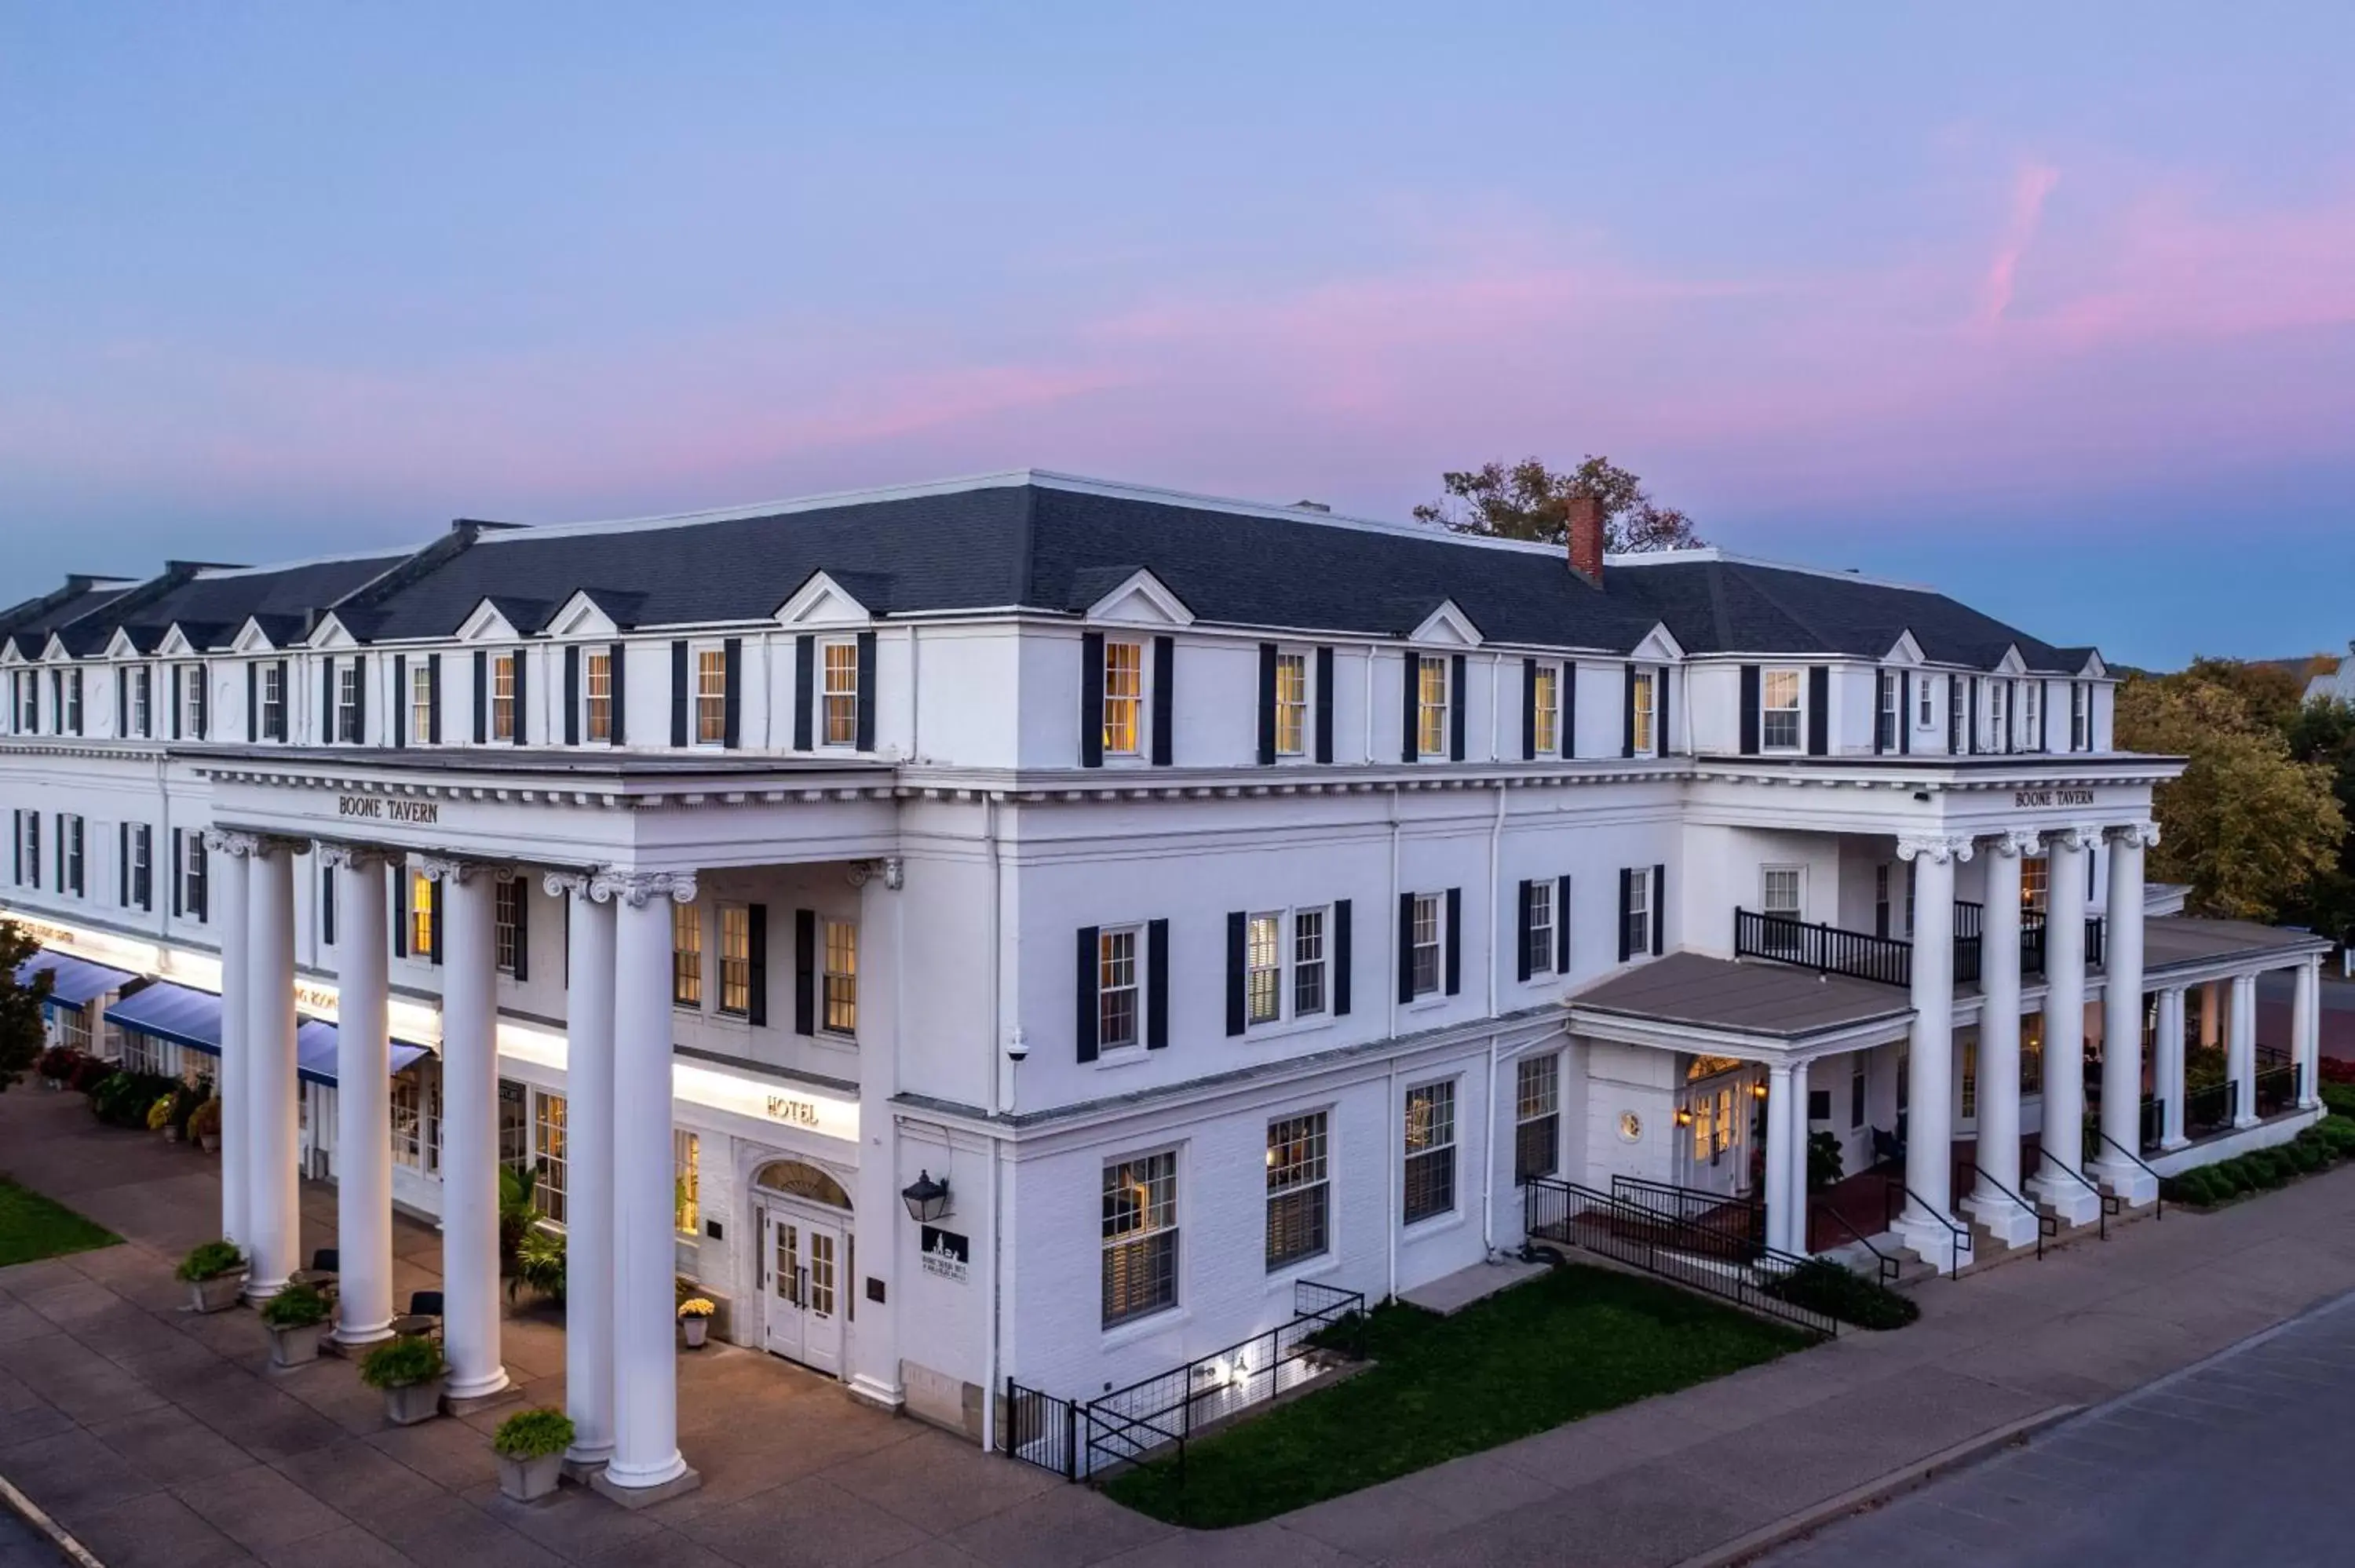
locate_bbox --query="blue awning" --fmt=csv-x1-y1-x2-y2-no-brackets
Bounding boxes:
16,948,139,1009
103,981,431,1085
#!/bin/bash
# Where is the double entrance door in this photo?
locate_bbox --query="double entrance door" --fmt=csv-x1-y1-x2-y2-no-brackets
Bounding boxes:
761,1207,845,1377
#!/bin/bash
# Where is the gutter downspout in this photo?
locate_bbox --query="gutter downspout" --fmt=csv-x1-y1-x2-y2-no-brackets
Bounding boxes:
1482,782,1504,1258
980,793,1005,1451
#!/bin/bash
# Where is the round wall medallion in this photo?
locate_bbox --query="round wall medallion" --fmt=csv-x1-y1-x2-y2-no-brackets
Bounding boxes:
1618,1111,1643,1143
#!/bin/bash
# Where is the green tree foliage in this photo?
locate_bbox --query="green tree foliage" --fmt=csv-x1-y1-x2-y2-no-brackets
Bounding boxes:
1412,456,1703,551
0,921,52,1095
2116,670,2346,923
2284,697,2355,942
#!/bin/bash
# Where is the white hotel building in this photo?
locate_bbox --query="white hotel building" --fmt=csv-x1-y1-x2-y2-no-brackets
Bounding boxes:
0,472,2331,1497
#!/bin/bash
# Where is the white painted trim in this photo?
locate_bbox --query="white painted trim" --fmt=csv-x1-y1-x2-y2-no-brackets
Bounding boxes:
1083,569,1194,629
774,571,877,629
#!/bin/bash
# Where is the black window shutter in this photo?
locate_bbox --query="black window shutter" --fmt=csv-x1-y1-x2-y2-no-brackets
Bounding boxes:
1333,898,1352,1016
1874,672,1889,756
274,658,288,740
1740,665,1761,754
392,654,407,747
393,872,408,958
193,671,205,738
137,829,151,910
115,668,126,737
1145,918,1170,1049
246,664,258,742
1400,654,1420,763
322,862,336,948
1563,661,1578,757
1617,868,1633,962
1313,646,1334,763
722,637,742,749
2009,678,2022,753
352,654,366,743
472,651,487,743
13,813,21,887
747,903,769,1026
510,649,527,744
1515,881,1534,983
1520,658,1536,760
117,823,127,906
855,631,878,751
510,880,529,982
1151,635,1174,766
1226,910,1248,1035
170,830,181,915
1449,655,1467,760
171,665,183,739
670,640,689,747
1075,925,1100,1063
794,909,817,1035
2039,680,2050,753
1397,891,1415,1004
1444,887,1462,995
429,880,443,965
1652,864,1667,956
426,655,442,743
564,647,580,746
1622,663,1638,757
1966,678,1980,756
793,634,815,750
1807,665,1830,755
1900,673,1911,755
1658,665,1672,755
1257,643,1278,766
321,658,335,741
1079,632,1104,768
1556,873,1573,972
609,642,626,742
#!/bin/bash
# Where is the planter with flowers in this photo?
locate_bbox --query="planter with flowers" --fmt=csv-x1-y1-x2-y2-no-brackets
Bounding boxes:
177,1240,246,1312
491,1408,576,1501
677,1297,715,1349
360,1335,447,1426
188,1096,221,1154
259,1282,334,1367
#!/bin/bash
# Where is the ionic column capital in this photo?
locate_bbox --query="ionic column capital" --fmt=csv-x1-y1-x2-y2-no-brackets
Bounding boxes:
542,867,608,900
201,828,263,858
590,870,698,908
318,842,396,873
1896,833,1975,865
417,854,487,884
2046,826,2104,855
845,857,904,892
1981,830,2042,859
2106,820,2161,849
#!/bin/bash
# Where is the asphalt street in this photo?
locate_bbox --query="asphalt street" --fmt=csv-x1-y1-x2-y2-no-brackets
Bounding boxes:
1759,1288,2355,1568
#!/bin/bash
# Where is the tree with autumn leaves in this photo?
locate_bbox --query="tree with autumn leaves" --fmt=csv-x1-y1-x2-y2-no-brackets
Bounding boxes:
1414,456,1703,552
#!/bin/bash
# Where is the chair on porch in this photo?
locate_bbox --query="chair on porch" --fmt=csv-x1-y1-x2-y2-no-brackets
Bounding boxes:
287,1247,339,1300
388,1289,443,1342
1871,1125,1905,1171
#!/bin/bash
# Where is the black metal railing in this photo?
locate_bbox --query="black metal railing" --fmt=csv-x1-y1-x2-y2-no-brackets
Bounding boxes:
1881,1180,1974,1278
2255,1054,2302,1120
2138,1095,2165,1155
2090,1128,2165,1220
1958,1161,2057,1260
1524,1177,1837,1340
1002,1381,1079,1480
1608,1174,1767,1256
1735,910,1911,987
2036,1150,2118,1239
1809,1200,1902,1289
2185,1078,2237,1141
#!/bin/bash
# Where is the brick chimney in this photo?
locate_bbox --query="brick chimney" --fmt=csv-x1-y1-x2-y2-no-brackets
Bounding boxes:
1566,495,1605,585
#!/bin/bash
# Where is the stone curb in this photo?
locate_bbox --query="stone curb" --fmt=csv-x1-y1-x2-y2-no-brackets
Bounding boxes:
1666,1403,2083,1568
0,1469,107,1568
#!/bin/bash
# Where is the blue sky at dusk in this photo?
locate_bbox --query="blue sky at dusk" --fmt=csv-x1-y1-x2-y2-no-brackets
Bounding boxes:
4,3,2350,669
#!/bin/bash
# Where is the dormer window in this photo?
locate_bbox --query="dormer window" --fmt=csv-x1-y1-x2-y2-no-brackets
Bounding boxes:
1630,667,1658,755
11,673,34,732
1760,669,1801,751
1274,651,1309,757
584,648,614,743
179,663,206,738
1531,663,1561,755
2071,683,2090,750
336,662,362,743
1416,655,1450,757
2022,683,2042,750
1102,639,1145,757
1916,676,1935,729
128,666,151,737
820,640,859,746
1876,670,1900,751
57,670,81,735
409,660,434,744
1987,680,2009,751
490,653,517,742
261,663,287,741
695,647,727,745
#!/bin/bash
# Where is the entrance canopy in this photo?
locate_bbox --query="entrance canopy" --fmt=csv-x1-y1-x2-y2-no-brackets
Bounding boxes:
16,947,139,1008
104,980,432,1085
1569,951,1915,1061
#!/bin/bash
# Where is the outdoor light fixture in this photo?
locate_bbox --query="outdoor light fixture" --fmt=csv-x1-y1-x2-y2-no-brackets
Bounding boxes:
1751,1081,1770,1099
900,1169,951,1223
1674,1107,1695,1127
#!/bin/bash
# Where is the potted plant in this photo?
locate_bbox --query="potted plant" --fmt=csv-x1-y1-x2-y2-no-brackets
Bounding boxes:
360,1335,447,1426
258,1282,334,1367
677,1297,715,1348
177,1240,246,1312
147,1094,177,1138
188,1096,222,1154
491,1408,575,1501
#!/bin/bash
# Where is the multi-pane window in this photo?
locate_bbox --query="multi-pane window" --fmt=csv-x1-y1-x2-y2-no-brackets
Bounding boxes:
495,877,521,974
262,662,286,740
491,653,517,742
1514,1054,1561,1184
390,1072,438,1172
1274,652,1308,757
1632,668,1657,754
1403,1080,1457,1223
821,917,858,1036
696,648,726,744
1525,880,1555,976
59,673,80,733
821,642,858,746
674,1129,700,1235
1623,869,1652,957
1950,679,1967,752
1409,893,1440,997
1877,670,1899,750
337,663,361,743
717,905,751,1016
585,650,613,743
1416,656,1448,756
1097,927,1140,1049
2021,855,2050,913
1874,863,1891,938
1102,640,1143,756
2022,683,2041,749
180,664,205,737
2021,1012,2045,1094
409,662,433,742
1532,663,1560,754
1101,1151,1178,1327
1293,908,1327,1016
1246,913,1282,1025
182,832,207,920
127,825,152,910
1762,866,1802,918
533,1092,568,1224
1761,669,1802,750
1265,1112,1330,1271
1988,681,2009,750
59,815,83,896
11,673,33,731
2071,684,2090,749
673,902,703,1007
1917,676,1935,729
15,812,36,888
128,665,151,736
409,872,436,958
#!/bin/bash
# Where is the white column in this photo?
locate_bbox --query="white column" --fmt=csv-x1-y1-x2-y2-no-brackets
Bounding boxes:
327,847,394,1344
2294,960,2323,1111
550,873,617,1469
2093,823,2157,1203
1762,1062,1795,1256
2157,986,2189,1150
597,871,697,1499
1894,834,1969,1271
245,839,301,1299
1784,1057,1811,1256
2229,972,2260,1129
432,858,508,1402
204,833,254,1250
849,856,905,1409
1966,833,2039,1245
2030,829,2100,1224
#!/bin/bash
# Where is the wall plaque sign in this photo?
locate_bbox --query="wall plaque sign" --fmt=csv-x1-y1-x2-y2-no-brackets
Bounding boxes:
920,1226,970,1282
2014,789,2094,810
336,795,439,825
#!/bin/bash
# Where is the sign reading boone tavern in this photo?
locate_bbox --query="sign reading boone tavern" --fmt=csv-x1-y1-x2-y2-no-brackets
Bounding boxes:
337,795,440,825
2014,789,2095,810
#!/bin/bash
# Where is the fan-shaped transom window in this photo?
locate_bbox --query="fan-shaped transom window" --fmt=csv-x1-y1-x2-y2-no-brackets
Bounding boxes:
753,1160,852,1210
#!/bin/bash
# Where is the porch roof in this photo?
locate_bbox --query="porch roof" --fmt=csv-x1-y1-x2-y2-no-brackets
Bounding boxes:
2142,916,2332,979
1568,952,1913,1048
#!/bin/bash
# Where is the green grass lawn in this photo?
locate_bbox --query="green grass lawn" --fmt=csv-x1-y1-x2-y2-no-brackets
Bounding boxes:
0,1177,121,1268
1101,1264,1809,1528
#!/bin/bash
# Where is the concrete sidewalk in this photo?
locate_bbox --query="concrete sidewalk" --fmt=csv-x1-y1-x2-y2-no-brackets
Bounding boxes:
9,1084,2355,1567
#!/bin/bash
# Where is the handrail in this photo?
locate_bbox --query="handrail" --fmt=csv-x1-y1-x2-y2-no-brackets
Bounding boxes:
1608,1173,1767,1253
1733,909,1911,989
2090,1128,2165,1221
1959,1161,2057,1261
1809,1200,1901,1289
2036,1150,2118,1240
1524,1177,1838,1340
1881,1180,1973,1279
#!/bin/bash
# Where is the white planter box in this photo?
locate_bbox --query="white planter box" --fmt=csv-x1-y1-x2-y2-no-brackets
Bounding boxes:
498,1451,565,1502
268,1321,328,1368
188,1274,245,1314
382,1379,445,1426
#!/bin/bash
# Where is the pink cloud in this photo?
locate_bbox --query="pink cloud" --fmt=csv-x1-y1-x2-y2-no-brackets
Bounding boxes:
1977,161,2061,326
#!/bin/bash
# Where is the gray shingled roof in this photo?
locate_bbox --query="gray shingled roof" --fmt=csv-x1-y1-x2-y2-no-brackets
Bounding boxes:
60,556,405,656
0,577,138,659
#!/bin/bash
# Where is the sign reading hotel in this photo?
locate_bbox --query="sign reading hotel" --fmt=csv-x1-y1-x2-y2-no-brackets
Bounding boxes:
2014,789,2094,810
337,794,440,825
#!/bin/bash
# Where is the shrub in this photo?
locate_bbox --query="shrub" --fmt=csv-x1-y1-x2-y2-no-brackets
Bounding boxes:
67,1055,114,1093
509,1226,565,1304
177,1240,243,1282
2318,1056,2355,1085
37,1045,83,1081
1760,1260,1919,1330
491,1407,575,1460
2318,1118,2355,1155
2321,1082,2355,1121
359,1335,445,1390
187,1097,221,1143
144,1095,174,1132
166,1083,203,1136
259,1282,332,1329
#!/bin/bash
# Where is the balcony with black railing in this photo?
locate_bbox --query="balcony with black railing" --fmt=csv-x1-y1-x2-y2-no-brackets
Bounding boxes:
1735,907,2109,993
